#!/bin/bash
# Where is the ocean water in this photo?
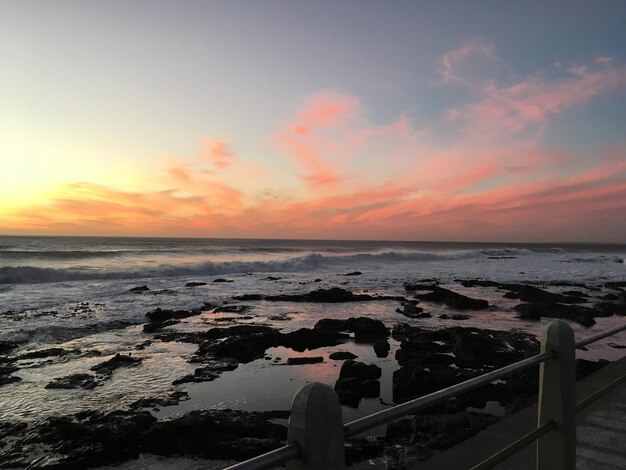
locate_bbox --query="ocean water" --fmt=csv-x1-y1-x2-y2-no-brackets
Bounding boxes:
1,236,625,468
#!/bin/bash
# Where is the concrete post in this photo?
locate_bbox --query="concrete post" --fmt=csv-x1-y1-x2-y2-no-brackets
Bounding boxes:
537,320,576,470
286,382,345,470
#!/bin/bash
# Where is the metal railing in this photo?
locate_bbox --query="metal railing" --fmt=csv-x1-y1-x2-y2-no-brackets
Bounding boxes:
224,320,626,470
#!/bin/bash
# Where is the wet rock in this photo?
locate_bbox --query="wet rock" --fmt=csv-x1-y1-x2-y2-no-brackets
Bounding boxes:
146,307,201,323
46,373,99,390
129,285,150,292
415,286,489,310
286,356,324,365
609,342,626,349
234,294,263,301
265,287,403,303
340,360,382,380
268,313,291,321
404,280,439,291
213,278,233,283
314,316,389,343
185,281,207,287
142,409,286,460
503,284,586,304
214,304,251,314
595,301,625,316
334,360,381,406
0,341,19,354
373,340,390,358
396,301,428,318
345,271,362,276
91,353,142,375
264,276,282,281
329,351,358,360
129,391,189,411
5,410,287,469
440,313,471,320
515,302,597,326
17,347,75,360
173,360,239,385
282,328,350,351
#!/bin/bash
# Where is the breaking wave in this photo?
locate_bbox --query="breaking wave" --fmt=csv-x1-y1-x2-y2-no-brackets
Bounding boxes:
0,250,484,285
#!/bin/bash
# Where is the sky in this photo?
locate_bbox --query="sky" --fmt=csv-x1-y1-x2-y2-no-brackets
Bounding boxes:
1,0,626,242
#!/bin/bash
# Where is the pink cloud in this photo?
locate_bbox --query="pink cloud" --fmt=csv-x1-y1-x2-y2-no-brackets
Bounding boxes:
274,91,363,188
198,139,236,169
445,57,626,140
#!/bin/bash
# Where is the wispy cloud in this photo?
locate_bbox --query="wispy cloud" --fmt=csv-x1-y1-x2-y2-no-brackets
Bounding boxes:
3,46,626,241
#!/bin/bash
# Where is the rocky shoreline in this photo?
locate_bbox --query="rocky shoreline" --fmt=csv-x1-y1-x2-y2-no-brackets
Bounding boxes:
1,279,625,468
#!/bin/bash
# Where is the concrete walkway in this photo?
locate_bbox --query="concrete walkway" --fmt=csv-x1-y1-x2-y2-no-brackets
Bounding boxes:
416,356,626,470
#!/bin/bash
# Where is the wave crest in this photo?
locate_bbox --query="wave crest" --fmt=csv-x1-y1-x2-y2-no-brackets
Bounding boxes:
0,250,482,285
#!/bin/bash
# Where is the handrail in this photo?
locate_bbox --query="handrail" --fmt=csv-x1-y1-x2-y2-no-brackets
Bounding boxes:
344,350,554,437
470,420,556,470
223,443,300,470
575,323,626,349
223,320,626,470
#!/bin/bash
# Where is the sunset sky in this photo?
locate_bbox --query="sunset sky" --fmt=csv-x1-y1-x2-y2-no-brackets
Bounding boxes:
2,1,626,242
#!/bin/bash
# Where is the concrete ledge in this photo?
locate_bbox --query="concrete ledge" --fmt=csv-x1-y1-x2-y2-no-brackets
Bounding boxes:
415,356,626,470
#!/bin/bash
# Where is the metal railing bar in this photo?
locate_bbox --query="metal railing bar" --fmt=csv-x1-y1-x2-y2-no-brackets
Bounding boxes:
470,420,555,470
575,323,626,349
576,373,626,412
344,350,555,437
222,442,301,470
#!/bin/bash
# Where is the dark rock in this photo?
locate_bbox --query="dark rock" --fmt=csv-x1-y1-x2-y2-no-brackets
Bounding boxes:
46,373,99,389
0,341,19,354
595,302,625,316
233,294,264,301
143,319,179,333
314,278,322,282
329,351,358,360
185,282,207,287
172,360,239,384
0,375,21,386
214,305,251,314
213,278,234,283
373,340,390,358
415,286,489,310
91,354,142,375
609,342,626,349
515,302,597,326
129,285,150,292
314,316,389,343
264,276,282,281
142,410,286,460
129,391,189,411
562,290,588,298
397,302,427,318
17,347,74,360
265,287,402,303
146,308,201,323
405,280,439,291
334,360,381,407
286,356,324,365
440,314,471,320
282,328,350,351
340,360,381,380
345,271,363,276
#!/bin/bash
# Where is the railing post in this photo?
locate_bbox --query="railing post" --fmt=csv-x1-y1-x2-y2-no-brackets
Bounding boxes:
286,382,345,470
537,320,576,470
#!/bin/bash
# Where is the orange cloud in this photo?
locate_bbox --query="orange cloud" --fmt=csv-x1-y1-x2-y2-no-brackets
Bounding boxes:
198,139,236,169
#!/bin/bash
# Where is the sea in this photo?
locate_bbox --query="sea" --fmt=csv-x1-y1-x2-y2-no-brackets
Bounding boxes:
1,236,625,468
